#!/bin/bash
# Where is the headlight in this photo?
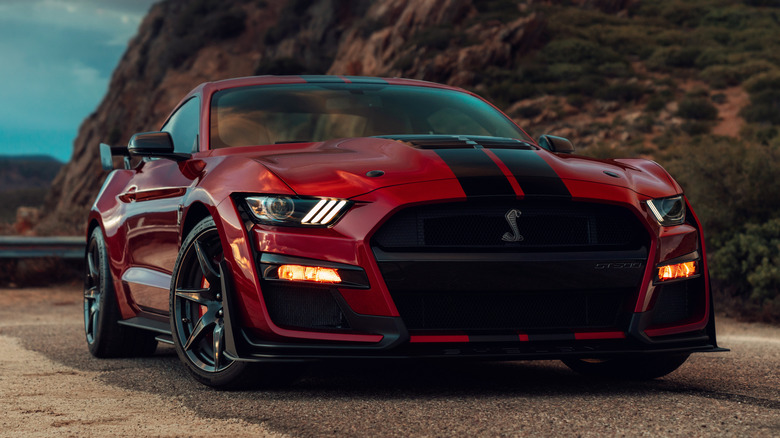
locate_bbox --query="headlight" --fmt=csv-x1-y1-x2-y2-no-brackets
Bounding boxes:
244,196,351,226
646,196,685,226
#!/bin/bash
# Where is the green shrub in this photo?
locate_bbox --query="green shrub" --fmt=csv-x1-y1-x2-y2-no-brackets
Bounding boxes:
701,7,763,30
546,63,586,81
680,120,713,135
744,71,780,92
677,97,718,120
647,46,702,70
711,218,780,302
661,137,780,247
740,90,780,124
695,49,729,69
645,95,669,113
596,82,645,102
541,38,621,67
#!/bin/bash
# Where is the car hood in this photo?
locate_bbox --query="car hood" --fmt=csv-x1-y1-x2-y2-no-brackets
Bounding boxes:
233,136,681,200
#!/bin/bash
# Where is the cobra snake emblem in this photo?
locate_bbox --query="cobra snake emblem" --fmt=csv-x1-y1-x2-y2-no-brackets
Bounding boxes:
501,209,524,242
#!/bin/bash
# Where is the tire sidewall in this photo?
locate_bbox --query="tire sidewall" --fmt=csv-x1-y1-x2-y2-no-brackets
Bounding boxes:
85,227,118,356
169,217,251,388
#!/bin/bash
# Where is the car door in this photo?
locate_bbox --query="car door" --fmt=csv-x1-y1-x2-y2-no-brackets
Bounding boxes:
120,97,200,314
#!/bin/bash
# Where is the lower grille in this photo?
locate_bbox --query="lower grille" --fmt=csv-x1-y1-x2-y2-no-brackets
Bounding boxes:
650,278,702,326
391,289,632,331
262,284,349,330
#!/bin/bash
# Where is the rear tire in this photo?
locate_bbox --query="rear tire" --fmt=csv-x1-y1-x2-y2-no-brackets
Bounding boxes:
84,227,158,358
562,353,690,380
170,217,301,389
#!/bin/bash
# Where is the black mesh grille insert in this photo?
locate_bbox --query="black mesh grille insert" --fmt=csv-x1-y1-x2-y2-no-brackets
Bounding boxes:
262,284,349,330
373,200,647,252
391,289,631,331
650,279,700,326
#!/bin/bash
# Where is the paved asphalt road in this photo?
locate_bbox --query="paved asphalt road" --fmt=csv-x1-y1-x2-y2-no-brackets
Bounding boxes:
0,286,778,437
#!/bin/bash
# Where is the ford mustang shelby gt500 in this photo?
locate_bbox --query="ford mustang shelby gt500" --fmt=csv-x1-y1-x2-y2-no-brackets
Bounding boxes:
85,75,725,388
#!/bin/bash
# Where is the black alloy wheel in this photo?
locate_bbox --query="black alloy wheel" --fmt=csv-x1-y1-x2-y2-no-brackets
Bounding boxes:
84,227,157,358
170,217,305,389
84,234,103,347
171,220,233,374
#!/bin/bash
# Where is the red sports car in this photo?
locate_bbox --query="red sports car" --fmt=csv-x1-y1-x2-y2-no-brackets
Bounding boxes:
85,75,725,388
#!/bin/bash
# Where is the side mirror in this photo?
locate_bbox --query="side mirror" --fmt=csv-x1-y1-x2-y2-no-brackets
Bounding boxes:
537,135,575,154
128,131,190,161
99,143,131,171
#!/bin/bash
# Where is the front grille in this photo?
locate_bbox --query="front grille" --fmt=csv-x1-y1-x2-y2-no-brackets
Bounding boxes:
373,199,648,333
262,284,349,330
372,200,647,252
392,289,632,331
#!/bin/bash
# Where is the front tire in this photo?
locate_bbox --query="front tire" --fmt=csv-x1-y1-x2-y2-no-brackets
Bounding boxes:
84,227,157,358
562,353,690,380
172,217,306,389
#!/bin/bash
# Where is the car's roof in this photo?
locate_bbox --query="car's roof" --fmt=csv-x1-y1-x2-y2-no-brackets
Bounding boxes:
187,75,465,98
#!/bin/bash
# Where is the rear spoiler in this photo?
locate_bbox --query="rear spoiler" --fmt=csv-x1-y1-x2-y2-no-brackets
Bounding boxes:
99,143,131,171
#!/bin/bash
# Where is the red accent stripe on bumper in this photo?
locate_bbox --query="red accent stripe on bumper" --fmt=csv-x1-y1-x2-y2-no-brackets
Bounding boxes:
574,331,626,340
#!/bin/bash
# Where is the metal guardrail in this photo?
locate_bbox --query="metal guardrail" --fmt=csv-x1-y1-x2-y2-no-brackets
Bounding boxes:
0,236,86,259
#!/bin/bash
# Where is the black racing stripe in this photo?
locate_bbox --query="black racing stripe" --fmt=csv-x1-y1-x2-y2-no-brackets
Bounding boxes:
299,75,346,83
490,149,571,198
435,149,515,197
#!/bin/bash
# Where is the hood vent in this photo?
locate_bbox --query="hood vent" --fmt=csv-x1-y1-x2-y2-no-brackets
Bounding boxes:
376,135,536,150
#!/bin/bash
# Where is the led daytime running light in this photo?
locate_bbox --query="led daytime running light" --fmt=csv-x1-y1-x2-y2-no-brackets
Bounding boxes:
302,199,348,225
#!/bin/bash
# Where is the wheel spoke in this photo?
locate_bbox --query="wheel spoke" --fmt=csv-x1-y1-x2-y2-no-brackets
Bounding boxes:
175,288,212,304
86,250,98,281
194,240,220,284
212,323,224,369
84,286,98,300
183,313,215,352
90,304,99,335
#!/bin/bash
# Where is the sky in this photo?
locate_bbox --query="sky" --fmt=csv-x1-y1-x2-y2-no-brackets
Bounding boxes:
0,0,159,163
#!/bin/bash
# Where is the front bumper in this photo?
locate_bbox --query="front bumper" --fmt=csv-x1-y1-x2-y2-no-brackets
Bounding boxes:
220,182,722,361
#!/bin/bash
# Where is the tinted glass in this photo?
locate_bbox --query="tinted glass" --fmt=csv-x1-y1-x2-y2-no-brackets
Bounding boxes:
163,96,200,153
210,84,530,148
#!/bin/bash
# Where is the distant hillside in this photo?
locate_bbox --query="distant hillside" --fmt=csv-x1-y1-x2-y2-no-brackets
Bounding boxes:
0,155,62,224
0,155,63,191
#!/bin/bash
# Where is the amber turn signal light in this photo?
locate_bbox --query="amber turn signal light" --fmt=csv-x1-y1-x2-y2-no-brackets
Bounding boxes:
277,265,342,283
657,261,697,282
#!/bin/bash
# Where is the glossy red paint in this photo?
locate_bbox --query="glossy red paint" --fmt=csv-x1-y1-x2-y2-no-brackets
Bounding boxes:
87,75,718,362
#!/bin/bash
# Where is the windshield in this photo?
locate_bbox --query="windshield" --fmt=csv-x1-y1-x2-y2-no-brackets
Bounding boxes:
209,84,531,148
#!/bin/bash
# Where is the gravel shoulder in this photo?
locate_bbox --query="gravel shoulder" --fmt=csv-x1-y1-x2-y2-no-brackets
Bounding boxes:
1,286,778,437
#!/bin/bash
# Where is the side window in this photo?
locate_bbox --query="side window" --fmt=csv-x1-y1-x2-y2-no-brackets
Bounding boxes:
162,96,200,153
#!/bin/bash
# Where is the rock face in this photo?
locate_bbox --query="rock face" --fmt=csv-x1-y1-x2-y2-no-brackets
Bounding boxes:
38,0,622,234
